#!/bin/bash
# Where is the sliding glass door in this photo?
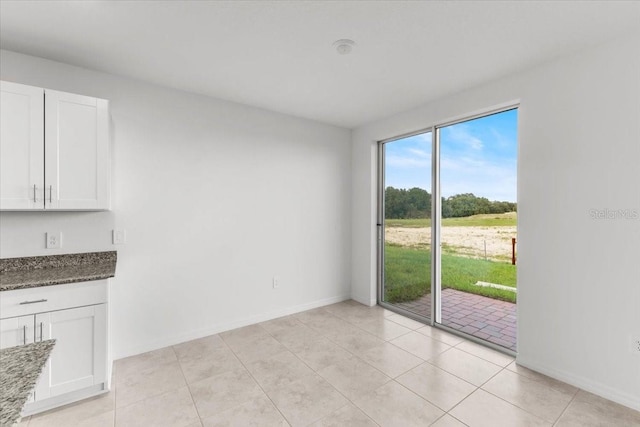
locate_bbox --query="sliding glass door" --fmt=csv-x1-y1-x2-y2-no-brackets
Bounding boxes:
379,131,432,321
378,107,518,352
437,109,518,351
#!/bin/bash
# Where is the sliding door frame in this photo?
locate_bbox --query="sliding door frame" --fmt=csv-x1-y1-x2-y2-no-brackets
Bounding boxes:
376,102,519,356
377,127,436,324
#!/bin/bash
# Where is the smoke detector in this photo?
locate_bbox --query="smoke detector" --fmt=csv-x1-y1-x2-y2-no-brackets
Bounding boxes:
333,39,355,55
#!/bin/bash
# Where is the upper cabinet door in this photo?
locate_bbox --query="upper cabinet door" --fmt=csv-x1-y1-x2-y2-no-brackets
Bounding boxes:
0,81,44,210
44,90,110,210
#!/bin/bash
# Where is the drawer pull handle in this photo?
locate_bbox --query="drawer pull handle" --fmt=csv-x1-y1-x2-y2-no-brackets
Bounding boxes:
19,299,48,305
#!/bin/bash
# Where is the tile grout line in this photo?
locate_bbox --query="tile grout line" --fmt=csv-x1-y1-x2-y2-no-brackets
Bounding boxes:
478,387,558,425
172,344,206,426
324,305,497,397
321,306,441,378
266,321,383,426
430,411,471,427
481,362,582,424
331,303,515,372
310,305,469,422
390,376,451,417
300,316,395,380
422,347,483,386
220,325,294,427
551,386,580,426
261,315,382,426
419,357,478,389
112,366,117,427
505,362,581,395
304,311,416,381
476,364,558,425
444,380,481,421
452,342,513,367
387,335,451,362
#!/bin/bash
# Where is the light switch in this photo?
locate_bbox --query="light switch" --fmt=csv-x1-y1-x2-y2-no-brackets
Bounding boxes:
112,229,126,245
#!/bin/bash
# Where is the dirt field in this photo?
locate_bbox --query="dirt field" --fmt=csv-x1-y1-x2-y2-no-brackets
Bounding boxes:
385,225,517,262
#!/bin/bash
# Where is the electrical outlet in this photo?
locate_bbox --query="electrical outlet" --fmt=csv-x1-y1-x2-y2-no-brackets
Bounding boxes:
112,229,126,245
272,276,279,289
46,232,62,249
631,337,640,355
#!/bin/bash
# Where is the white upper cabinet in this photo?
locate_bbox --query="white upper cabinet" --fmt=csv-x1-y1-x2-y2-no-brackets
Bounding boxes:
0,81,110,210
44,90,110,210
0,81,44,210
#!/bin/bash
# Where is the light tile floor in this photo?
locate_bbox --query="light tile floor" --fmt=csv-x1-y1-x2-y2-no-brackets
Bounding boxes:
22,300,640,426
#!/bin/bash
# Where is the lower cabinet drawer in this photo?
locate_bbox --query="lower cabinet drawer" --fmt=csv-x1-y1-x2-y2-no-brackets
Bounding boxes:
0,280,108,319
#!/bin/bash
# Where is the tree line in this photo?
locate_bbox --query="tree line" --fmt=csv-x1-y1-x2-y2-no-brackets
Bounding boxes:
385,187,516,219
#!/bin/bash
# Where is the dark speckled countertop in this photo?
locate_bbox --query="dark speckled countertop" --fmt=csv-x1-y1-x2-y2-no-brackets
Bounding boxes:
0,251,117,292
0,340,56,426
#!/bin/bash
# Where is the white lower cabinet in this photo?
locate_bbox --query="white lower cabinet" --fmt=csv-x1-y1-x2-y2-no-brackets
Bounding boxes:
34,304,107,400
0,281,109,415
0,315,36,404
0,314,34,348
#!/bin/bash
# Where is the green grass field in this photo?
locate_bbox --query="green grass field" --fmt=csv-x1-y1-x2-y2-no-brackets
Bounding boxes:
384,244,517,304
385,212,517,228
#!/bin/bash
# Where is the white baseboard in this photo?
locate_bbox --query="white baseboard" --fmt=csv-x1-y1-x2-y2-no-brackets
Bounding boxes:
516,355,640,412
113,293,351,360
351,292,376,307
23,384,107,417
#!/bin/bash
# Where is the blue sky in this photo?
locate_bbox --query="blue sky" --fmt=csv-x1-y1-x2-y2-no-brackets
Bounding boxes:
384,108,518,202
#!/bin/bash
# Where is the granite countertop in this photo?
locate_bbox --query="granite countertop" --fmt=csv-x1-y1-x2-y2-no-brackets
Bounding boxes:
0,340,56,426
0,252,117,292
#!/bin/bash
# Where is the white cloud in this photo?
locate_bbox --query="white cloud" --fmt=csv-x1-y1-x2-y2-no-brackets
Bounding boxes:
489,127,513,149
406,148,430,159
386,155,430,168
445,124,483,150
440,153,516,201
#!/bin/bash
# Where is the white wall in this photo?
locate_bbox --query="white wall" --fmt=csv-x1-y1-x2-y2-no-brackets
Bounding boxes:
351,33,640,410
0,49,352,359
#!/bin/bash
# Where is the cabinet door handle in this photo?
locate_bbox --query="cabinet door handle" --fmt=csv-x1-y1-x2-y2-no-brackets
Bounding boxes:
19,299,48,305
39,322,43,342
33,185,37,202
49,185,52,203
23,325,27,345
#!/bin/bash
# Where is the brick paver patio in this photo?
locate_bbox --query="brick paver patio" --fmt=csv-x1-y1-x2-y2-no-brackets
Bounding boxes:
395,289,517,351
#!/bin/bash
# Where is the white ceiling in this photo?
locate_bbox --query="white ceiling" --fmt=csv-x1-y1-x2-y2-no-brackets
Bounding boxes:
1,1,639,128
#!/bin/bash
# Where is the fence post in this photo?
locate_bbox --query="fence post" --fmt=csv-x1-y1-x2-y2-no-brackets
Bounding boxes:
512,238,516,265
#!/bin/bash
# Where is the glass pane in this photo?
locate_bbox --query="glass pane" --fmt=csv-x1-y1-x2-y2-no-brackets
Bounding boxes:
382,131,432,320
438,109,518,351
